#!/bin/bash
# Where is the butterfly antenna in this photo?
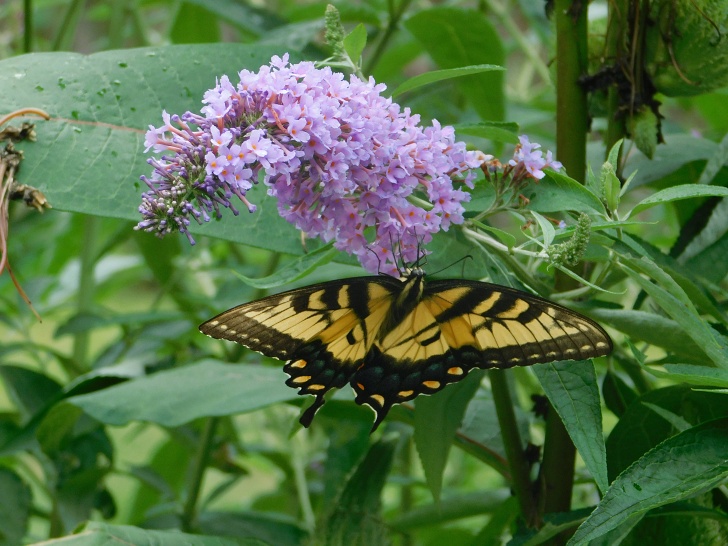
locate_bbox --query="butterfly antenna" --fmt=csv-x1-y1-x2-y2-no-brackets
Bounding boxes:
429,254,473,277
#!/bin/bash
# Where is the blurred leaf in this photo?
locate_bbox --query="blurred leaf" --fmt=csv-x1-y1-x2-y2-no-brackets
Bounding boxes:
57,467,112,535
198,511,307,546
526,171,606,215
36,402,84,455
509,507,593,546
67,360,296,426
392,64,504,97
34,521,267,545
405,7,505,121
171,3,220,43
570,418,728,545
415,370,483,501
606,385,728,479
628,185,728,219
234,244,339,289
0,468,31,546
602,371,638,418
2,45,306,255
534,361,609,494
454,121,519,144
315,438,396,546
388,489,510,531
642,363,728,388
0,365,62,420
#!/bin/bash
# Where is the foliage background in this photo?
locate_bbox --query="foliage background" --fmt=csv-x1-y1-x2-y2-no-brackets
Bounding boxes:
1,1,727,545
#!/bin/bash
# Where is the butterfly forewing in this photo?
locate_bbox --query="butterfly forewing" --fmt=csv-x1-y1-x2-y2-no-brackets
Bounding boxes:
201,272,612,431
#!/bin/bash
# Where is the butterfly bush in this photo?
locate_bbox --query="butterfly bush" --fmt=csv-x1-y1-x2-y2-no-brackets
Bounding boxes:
136,55,559,274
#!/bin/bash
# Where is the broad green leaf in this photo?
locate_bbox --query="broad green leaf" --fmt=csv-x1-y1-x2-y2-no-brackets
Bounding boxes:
68,360,296,426
530,211,556,248
454,121,519,144
405,7,505,121
606,385,728,479
526,171,606,215
343,24,367,63
234,244,339,289
314,438,396,546
171,3,220,43
0,468,31,546
392,64,504,97
628,185,728,218
685,219,728,284
569,418,728,545
415,370,484,501
534,361,609,494
32,521,267,545
2,45,305,255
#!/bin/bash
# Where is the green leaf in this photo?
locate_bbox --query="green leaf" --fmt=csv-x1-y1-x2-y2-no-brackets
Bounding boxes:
389,490,511,531
405,7,505,121
0,365,62,420
415,370,484,501
68,360,296,426
534,361,609,494
606,385,728,479
34,521,267,545
642,363,728,388
3,45,306,255
569,418,728,545
343,23,367,63
234,244,339,289
315,438,396,546
526,170,606,215
198,511,307,546
454,121,519,143
0,468,31,546
392,64,504,97
601,371,638,418
36,402,84,455
621,258,728,369
628,185,728,218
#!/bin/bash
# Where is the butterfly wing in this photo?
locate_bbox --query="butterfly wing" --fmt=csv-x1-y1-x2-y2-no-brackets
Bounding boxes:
199,276,403,425
351,279,612,429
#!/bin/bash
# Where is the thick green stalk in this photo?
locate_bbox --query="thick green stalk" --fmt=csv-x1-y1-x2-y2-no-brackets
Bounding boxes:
181,417,219,532
555,0,589,183
543,0,590,531
489,369,540,527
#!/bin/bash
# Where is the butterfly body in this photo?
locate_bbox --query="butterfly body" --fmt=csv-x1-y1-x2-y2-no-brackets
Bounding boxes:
200,270,612,430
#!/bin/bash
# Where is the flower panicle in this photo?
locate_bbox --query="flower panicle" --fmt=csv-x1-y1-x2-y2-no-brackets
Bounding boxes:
137,54,483,273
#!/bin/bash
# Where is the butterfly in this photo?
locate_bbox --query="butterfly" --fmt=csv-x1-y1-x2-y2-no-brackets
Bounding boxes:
199,267,612,431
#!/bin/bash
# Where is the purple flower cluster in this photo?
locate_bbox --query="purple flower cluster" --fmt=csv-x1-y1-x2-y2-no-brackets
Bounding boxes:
508,135,562,180
136,55,482,274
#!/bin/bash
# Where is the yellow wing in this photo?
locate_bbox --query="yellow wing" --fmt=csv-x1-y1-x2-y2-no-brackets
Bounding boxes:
199,276,403,425
349,279,612,429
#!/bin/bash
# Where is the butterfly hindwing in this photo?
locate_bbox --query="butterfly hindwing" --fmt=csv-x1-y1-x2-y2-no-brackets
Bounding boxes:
200,276,404,425
201,272,612,431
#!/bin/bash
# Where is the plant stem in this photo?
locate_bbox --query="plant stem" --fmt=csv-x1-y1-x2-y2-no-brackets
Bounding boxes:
181,417,219,532
489,369,540,527
71,215,98,373
363,0,413,76
555,0,589,183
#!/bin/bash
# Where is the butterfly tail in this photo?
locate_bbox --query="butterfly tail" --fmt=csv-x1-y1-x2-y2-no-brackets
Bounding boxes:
299,394,327,428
